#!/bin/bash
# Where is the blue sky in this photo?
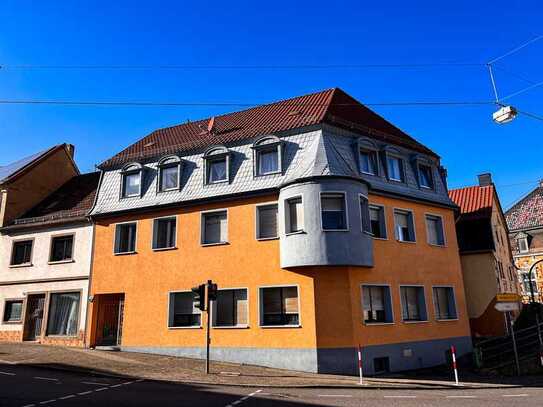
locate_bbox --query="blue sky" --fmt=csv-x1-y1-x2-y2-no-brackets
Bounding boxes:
1,0,542,209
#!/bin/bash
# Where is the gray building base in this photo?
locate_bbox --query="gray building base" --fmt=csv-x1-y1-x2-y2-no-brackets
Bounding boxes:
122,336,472,376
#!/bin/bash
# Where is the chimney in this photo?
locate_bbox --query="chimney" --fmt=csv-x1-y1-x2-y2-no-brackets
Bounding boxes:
478,173,492,187
66,144,75,159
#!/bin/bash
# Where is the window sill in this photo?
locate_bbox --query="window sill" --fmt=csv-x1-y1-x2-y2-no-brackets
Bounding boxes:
213,325,249,329
48,259,75,265
120,195,141,199
285,230,305,236
322,228,349,232
114,251,137,256
402,320,429,324
372,237,388,241
428,243,446,248
260,325,301,329
205,180,229,185
2,320,22,325
201,242,229,247
360,171,378,176
157,187,180,193
256,236,279,241
45,334,79,339
9,263,33,268
396,239,416,244
436,318,459,322
255,171,281,177
168,326,202,330
364,322,394,326
152,247,178,252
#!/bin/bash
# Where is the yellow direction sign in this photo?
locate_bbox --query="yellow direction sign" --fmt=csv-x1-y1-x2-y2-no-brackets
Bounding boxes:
496,293,521,302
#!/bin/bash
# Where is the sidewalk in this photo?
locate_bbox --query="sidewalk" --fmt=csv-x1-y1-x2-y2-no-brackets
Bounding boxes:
0,342,540,389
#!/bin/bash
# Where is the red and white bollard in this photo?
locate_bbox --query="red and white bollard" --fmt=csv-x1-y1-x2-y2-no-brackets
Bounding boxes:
357,344,364,385
451,345,460,386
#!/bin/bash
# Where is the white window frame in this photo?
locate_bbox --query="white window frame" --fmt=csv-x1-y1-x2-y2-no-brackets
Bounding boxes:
9,238,34,267
319,191,349,232
399,284,428,323
2,298,24,324
210,287,250,329
48,233,76,264
44,289,83,338
157,156,182,192
417,163,434,190
367,203,388,240
203,146,231,185
431,285,458,322
359,149,379,175
120,163,143,198
252,135,283,177
113,221,138,255
425,213,446,247
386,154,405,183
285,195,304,235
258,284,301,328
167,290,202,329
360,283,395,326
152,216,178,251
200,209,229,246
393,208,416,243
518,237,529,253
255,202,279,241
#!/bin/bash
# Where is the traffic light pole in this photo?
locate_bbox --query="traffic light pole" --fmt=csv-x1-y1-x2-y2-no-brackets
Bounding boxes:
205,280,211,374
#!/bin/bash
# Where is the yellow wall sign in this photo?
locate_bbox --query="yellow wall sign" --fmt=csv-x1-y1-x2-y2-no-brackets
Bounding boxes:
496,293,521,302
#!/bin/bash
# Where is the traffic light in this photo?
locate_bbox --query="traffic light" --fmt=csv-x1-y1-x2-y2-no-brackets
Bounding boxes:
208,282,218,302
192,284,206,311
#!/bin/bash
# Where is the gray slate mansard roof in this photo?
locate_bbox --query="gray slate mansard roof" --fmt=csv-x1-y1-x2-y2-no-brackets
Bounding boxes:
91,127,454,217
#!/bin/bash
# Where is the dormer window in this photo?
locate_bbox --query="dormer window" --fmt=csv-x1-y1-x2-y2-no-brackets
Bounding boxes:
204,146,230,185
418,164,433,189
387,156,404,182
158,156,181,192
518,236,529,253
360,150,378,175
253,135,282,176
121,163,142,198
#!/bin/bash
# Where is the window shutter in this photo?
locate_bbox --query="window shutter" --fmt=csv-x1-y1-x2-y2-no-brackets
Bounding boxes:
360,197,371,232
283,287,299,314
235,289,248,325
216,290,234,326
219,214,228,242
258,205,278,238
362,286,371,310
427,218,438,245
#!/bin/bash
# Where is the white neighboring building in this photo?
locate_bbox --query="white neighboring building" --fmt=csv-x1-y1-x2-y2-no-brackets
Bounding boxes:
0,172,99,345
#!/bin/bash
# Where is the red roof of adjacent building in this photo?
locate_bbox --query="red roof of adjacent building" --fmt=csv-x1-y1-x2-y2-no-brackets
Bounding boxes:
99,88,437,169
506,183,543,231
449,185,495,218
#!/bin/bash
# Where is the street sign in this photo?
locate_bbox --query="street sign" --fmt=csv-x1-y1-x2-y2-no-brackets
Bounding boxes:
494,302,520,312
496,293,522,302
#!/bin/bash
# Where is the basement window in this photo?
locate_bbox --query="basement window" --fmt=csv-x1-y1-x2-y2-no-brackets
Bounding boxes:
168,292,201,328
212,289,248,327
260,286,299,327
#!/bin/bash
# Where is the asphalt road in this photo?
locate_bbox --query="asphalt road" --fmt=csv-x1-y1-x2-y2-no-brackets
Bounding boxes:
0,364,542,406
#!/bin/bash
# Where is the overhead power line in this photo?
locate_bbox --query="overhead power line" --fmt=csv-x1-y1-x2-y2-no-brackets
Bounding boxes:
0,62,484,71
0,99,494,108
487,35,543,65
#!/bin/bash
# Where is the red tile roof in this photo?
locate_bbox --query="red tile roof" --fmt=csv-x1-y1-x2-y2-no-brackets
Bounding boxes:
99,88,437,169
9,172,100,227
449,185,494,218
506,184,543,231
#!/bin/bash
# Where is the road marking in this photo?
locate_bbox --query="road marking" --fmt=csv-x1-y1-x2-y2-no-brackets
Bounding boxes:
384,395,417,398
109,383,123,388
81,381,110,386
446,395,477,398
39,400,56,405
0,371,16,376
21,404,36,407
225,389,262,407
503,394,529,397
318,395,353,397
33,377,59,382
59,395,76,400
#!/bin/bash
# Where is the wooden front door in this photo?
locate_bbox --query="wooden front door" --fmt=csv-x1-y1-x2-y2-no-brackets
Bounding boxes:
96,294,124,346
23,294,46,341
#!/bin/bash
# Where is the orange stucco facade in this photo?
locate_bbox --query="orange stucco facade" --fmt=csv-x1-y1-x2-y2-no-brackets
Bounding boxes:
88,192,471,373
